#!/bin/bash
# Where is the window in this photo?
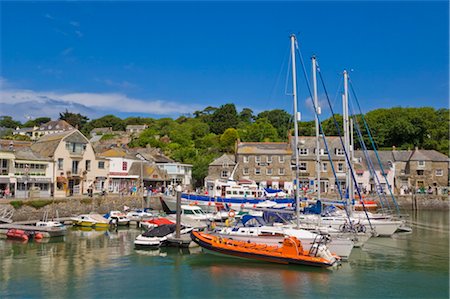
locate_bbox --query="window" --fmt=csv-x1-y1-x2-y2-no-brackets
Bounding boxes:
57,158,64,170
338,163,344,172
299,148,308,155
122,161,127,171
266,168,273,175
243,156,249,163
299,162,307,172
320,148,328,156
243,168,249,175
279,156,285,163
255,168,261,175
279,168,285,175
335,148,345,156
255,156,261,163
418,161,425,167
72,161,79,174
416,170,424,176
267,156,272,163
0,159,8,175
435,169,443,176
85,160,91,171
98,161,105,169
322,162,328,172
221,170,228,178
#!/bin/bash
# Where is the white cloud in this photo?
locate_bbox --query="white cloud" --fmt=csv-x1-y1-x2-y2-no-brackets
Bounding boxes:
75,30,83,38
0,84,202,120
70,21,80,27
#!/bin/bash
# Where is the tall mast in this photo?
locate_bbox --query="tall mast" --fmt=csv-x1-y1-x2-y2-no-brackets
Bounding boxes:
343,70,353,215
290,34,300,228
312,56,320,201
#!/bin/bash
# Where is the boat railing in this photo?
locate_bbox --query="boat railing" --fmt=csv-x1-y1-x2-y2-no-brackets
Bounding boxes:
308,234,331,257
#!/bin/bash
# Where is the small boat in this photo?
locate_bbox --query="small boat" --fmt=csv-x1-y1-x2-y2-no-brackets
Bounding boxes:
126,210,153,221
140,217,174,230
71,214,109,228
104,211,131,226
134,224,193,248
191,231,340,268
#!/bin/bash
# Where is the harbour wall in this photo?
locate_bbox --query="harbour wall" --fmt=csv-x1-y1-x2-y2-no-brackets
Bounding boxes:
1,194,448,222
1,195,162,222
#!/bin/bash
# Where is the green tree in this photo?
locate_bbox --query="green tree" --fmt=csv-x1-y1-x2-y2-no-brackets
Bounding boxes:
220,128,239,153
256,109,291,140
59,109,89,130
23,117,51,128
239,108,254,124
0,116,21,129
239,118,279,142
209,104,239,134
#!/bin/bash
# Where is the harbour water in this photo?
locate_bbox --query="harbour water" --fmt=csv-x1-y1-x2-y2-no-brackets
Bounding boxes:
0,210,448,298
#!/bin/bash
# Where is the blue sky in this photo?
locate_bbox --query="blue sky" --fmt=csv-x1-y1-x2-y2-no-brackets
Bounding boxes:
0,1,448,122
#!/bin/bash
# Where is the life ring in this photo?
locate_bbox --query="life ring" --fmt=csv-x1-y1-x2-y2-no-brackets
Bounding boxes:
228,210,236,218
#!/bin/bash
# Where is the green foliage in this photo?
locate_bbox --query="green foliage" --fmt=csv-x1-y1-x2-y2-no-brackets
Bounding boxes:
100,133,117,141
24,200,53,209
220,128,239,153
3,134,32,141
59,109,89,130
0,116,21,129
256,109,292,140
9,200,24,209
239,118,280,142
23,117,51,128
209,104,239,134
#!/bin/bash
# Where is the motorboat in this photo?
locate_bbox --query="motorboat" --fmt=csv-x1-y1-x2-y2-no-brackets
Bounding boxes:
105,211,131,226
213,215,354,259
191,230,340,268
134,224,193,248
140,217,174,230
126,209,153,221
71,214,109,228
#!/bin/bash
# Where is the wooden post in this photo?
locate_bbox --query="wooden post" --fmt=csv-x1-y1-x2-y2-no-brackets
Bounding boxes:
175,185,182,238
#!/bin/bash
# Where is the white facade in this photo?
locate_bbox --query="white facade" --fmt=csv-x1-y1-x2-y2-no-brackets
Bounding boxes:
106,157,139,193
157,163,192,188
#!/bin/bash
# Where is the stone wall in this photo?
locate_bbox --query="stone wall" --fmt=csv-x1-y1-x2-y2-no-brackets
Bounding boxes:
4,195,163,222
396,195,449,210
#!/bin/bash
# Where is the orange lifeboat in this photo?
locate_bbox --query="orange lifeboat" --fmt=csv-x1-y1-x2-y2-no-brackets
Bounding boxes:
190,231,340,268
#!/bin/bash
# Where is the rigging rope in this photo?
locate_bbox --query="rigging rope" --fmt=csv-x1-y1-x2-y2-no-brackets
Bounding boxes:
348,78,401,215
307,56,373,231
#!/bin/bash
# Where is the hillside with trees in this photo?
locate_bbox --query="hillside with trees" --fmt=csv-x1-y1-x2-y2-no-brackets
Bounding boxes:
1,106,448,186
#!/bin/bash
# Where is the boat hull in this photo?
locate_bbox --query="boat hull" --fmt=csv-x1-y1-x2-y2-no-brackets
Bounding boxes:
191,231,338,268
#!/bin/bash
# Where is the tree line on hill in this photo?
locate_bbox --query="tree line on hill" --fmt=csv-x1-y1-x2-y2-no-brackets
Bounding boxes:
0,106,448,186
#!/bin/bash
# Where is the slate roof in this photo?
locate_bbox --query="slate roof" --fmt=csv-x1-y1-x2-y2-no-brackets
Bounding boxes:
128,161,169,181
353,150,393,171
31,130,86,158
38,120,73,132
14,148,52,161
237,142,292,155
209,154,236,166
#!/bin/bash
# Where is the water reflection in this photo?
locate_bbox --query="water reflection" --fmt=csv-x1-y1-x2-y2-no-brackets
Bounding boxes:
0,211,448,298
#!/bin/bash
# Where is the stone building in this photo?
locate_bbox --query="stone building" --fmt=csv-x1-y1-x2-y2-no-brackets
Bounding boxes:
235,141,293,191
393,148,449,195
292,136,347,193
205,154,236,182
